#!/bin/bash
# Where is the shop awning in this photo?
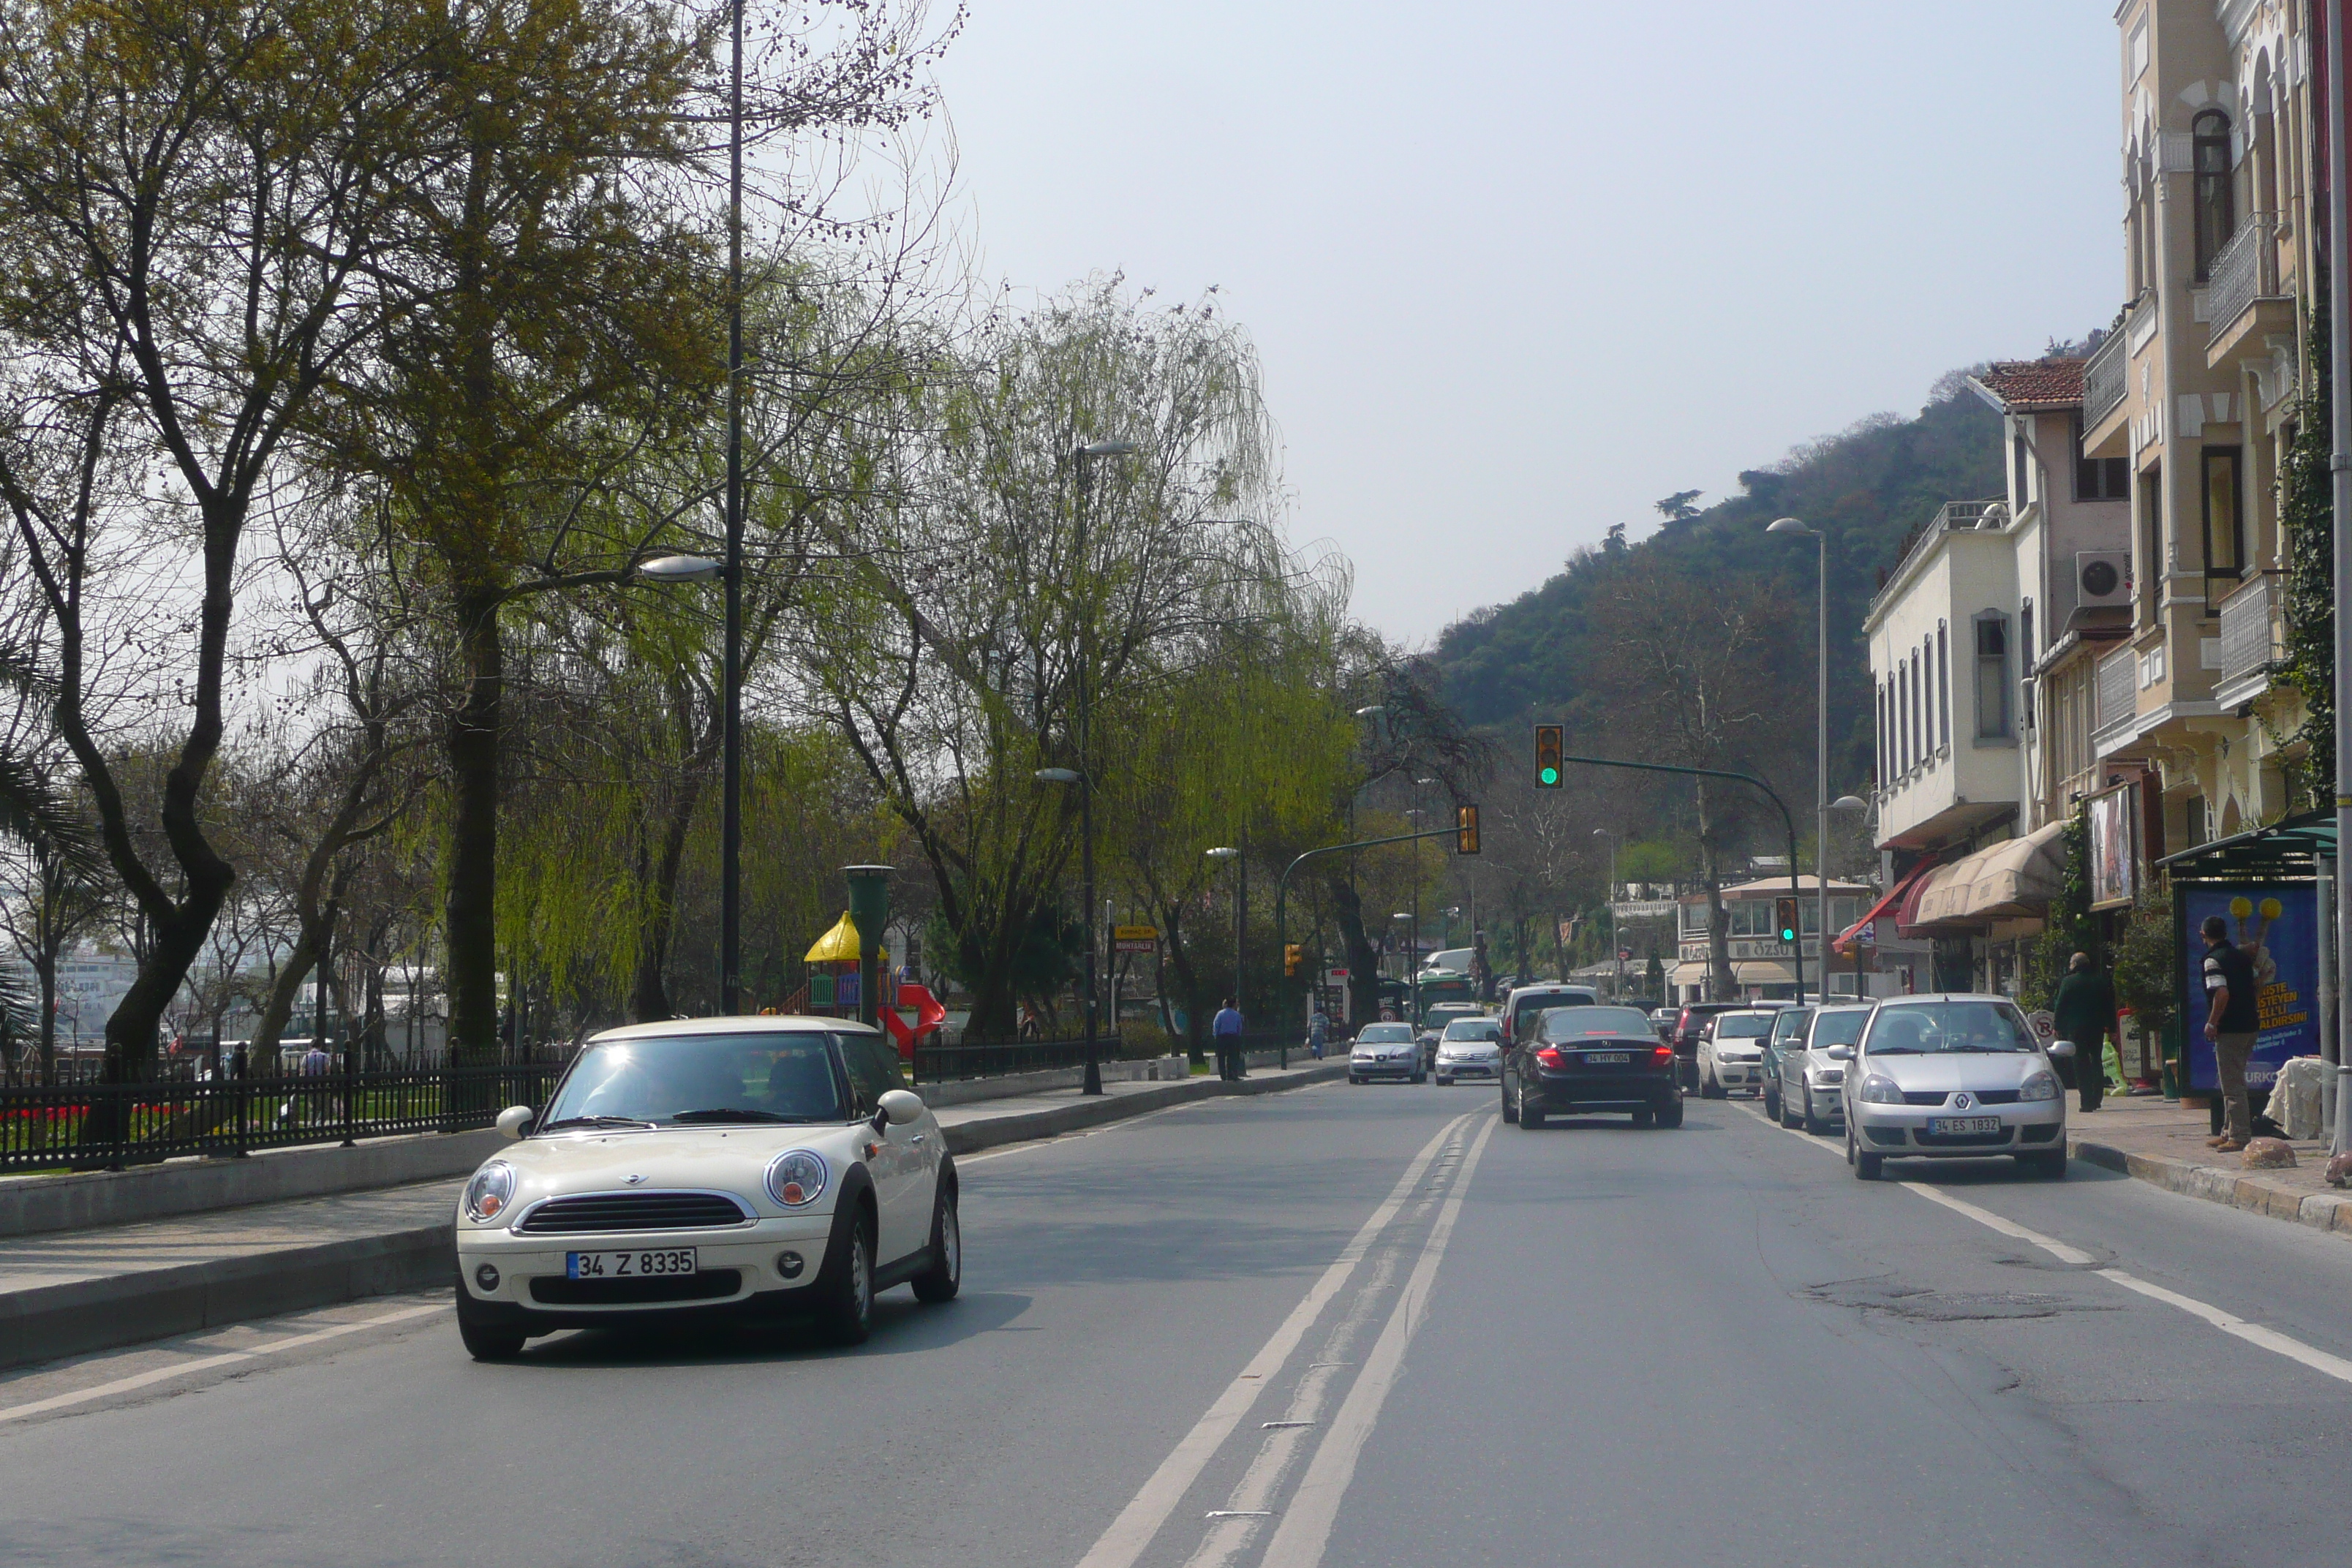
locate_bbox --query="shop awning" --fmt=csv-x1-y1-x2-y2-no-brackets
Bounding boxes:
1732,960,1795,986
1834,859,1940,956
1907,823,2067,928
804,911,862,964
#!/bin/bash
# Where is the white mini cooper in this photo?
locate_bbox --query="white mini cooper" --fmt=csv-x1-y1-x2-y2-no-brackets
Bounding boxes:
453,1017,959,1360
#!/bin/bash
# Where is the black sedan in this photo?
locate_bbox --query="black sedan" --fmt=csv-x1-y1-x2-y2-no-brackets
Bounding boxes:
1501,1005,1684,1129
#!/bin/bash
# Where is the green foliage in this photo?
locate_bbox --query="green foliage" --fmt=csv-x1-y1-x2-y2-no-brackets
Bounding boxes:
2281,284,2334,805
1434,382,2003,788
2111,877,2179,1042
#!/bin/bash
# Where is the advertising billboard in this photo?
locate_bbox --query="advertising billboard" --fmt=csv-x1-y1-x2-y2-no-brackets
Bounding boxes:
2176,884,2320,1093
2087,784,2138,910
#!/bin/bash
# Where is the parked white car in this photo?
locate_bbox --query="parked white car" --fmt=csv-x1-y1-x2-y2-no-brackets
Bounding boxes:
1834,995,2073,1180
1433,1017,1505,1085
1695,1009,1776,1098
453,1017,959,1360
1773,1003,1874,1135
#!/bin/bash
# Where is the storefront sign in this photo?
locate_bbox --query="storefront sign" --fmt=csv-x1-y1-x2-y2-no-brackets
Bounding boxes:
2177,884,2318,1093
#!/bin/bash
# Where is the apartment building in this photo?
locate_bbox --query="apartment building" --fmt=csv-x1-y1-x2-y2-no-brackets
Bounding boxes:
2078,0,2316,868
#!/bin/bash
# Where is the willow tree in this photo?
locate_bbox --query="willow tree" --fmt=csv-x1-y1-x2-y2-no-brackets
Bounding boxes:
800,281,1284,1036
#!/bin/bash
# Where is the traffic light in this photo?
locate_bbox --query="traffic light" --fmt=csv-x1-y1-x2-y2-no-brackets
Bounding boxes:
1455,802,1481,854
1284,943,1304,978
1774,897,1801,946
1534,724,1564,787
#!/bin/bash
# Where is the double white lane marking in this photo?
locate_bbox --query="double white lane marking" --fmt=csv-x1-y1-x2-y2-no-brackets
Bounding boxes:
1074,1107,1490,1568
1747,1102,2352,1388
0,1302,448,1426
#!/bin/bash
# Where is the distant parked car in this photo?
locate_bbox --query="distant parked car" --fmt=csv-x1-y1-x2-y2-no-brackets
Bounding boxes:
1775,1003,1874,1135
1757,1008,1814,1120
1696,1010,1776,1098
1838,995,2074,1180
1349,1022,1423,1085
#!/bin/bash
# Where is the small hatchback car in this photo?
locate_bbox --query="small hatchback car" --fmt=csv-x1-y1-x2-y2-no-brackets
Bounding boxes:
1432,1017,1505,1085
1833,995,2076,1180
453,1017,959,1360
1349,1022,1424,1084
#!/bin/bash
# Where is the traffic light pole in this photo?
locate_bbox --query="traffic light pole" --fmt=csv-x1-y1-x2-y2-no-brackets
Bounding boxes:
1276,826,1471,1060
1554,754,1808,1005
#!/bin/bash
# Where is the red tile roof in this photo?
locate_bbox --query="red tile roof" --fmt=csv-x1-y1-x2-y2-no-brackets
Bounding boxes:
1973,357,2087,411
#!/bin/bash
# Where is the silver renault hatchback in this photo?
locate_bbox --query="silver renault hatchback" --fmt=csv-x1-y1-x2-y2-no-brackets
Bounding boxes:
1829,995,2076,1181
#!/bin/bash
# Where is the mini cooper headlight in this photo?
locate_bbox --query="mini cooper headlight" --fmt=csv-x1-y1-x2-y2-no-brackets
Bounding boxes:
1858,1074,1904,1105
463,1161,516,1223
766,1148,829,1207
2019,1071,2060,1102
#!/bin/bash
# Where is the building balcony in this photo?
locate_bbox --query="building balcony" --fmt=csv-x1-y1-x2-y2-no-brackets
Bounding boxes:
1868,498,2008,613
2206,217,2293,370
2082,308,2133,452
2093,641,2138,747
2213,573,2282,709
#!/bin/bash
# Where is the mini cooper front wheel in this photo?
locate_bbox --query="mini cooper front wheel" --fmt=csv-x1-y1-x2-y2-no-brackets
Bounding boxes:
913,1180,962,1304
455,1275,526,1362
817,1207,876,1346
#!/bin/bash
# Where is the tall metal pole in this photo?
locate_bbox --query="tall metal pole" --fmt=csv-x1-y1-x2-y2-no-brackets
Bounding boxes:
1077,453,1101,1096
1234,841,1245,1066
1816,529,1831,1003
2330,0,2352,1154
718,0,745,1015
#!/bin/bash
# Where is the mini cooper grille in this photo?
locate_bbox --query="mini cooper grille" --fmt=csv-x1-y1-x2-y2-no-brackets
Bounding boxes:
530,1270,743,1305
513,1193,751,1235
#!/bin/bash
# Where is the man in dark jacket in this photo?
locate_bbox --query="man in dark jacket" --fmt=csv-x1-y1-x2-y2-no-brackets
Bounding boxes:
2050,952,2117,1112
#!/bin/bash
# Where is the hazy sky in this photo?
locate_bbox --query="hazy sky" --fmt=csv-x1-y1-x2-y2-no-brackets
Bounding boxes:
926,0,2122,647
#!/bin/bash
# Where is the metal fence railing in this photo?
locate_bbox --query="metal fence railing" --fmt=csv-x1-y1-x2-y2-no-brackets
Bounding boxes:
911,1029,1304,1085
0,1060,567,1175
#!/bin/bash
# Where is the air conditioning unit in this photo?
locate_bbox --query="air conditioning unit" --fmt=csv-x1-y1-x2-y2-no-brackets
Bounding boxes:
2076,551,2131,606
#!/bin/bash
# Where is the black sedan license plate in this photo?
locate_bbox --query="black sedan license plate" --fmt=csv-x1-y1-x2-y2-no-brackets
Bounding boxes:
567,1248,698,1279
1584,1052,1628,1064
1928,1116,2001,1137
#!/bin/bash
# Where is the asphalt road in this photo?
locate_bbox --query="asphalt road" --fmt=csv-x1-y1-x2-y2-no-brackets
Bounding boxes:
6,1080,2352,1567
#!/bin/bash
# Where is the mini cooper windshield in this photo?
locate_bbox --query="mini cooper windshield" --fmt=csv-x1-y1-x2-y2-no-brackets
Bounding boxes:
1865,1002,2038,1055
540,1033,846,1128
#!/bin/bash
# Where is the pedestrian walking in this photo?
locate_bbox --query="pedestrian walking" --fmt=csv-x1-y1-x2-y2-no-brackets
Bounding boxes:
227,1043,247,1080
2050,952,2118,1112
1213,997,1244,1081
1308,1009,1329,1061
2201,913,2261,1153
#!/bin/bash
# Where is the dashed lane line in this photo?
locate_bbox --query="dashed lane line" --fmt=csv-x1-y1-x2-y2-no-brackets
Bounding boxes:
1071,1107,1483,1568
1737,1100,2352,1388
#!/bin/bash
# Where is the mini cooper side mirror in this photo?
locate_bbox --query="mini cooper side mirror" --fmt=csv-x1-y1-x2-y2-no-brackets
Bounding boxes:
2045,1039,2077,1059
494,1104,535,1140
1822,1045,1855,1063
878,1088,924,1126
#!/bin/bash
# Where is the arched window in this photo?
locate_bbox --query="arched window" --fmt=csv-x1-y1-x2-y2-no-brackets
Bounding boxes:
2193,110,2234,279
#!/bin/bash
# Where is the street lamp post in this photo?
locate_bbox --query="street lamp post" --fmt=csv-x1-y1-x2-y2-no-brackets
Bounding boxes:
639,552,739,1010
1767,517,1829,1000
1066,439,1139,1095
1594,828,1619,998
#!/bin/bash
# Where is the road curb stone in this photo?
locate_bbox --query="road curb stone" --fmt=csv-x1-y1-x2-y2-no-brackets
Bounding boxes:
2069,1134,2352,1236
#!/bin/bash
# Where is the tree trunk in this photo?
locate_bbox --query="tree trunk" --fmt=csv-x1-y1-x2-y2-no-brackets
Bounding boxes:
630,765,706,1022
1697,783,1736,1000
446,588,502,1063
1327,874,1381,1033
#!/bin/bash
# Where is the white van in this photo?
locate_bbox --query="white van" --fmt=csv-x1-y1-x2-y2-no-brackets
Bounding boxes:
1502,983,1601,1045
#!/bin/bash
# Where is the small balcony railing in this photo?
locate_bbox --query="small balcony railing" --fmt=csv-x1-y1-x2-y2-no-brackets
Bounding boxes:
2084,314,2129,431
2206,216,2280,342
2095,643,2138,737
2215,575,2279,690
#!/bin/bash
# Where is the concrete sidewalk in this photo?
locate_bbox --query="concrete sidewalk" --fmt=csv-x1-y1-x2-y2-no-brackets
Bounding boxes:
2068,1092,2352,1235
0,1061,1344,1371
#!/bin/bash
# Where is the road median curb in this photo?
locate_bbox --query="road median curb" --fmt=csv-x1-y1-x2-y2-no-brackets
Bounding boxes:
941,1062,1349,1156
2070,1135,2352,1235
0,1225,452,1372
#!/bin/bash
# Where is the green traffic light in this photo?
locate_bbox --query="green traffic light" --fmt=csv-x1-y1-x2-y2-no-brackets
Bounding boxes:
1539,766,1558,785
